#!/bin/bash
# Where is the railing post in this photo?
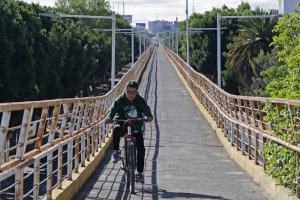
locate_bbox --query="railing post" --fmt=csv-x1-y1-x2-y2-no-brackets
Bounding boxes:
59,103,70,138
250,100,257,127
35,106,48,149
257,101,265,130
57,146,63,189
75,136,80,172
82,101,90,127
69,102,79,136
0,111,11,166
86,129,91,161
47,153,53,200
67,140,73,180
47,104,60,144
16,105,34,160
91,127,96,157
243,100,250,124
34,160,40,198
15,169,24,200
76,102,85,130
248,129,252,160
255,132,259,165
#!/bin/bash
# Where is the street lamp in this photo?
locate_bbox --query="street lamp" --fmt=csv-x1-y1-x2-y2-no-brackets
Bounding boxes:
176,17,178,54
39,12,116,89
186,0,189,65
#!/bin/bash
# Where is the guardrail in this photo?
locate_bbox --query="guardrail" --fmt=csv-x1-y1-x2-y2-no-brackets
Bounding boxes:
0,46,154,200
162,46,300,198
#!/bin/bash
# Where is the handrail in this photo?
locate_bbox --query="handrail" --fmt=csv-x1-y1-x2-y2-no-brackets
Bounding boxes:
162,45,300,198
0,46,154,200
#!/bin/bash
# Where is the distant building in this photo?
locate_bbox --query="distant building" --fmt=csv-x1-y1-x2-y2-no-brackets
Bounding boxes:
148,20,178,34
135,23,147,33
279,0,300,14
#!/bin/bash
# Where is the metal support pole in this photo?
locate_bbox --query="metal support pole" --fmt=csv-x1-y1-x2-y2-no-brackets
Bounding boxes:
171,33,173,51
131,28,134,66
111,13,116,89
139,32,141,57
144,33,146,52
186,0,189,65
217,12,221,88
176,17,178,54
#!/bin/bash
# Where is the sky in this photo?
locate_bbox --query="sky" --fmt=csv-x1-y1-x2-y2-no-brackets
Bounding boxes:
22,0,279,28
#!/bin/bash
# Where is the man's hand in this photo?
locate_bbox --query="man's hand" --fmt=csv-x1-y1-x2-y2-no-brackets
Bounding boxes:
146,117,153,123
105,118,112,124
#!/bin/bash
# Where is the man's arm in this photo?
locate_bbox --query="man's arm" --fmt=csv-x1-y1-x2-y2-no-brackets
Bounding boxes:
105,99,120,123
140,98,153,122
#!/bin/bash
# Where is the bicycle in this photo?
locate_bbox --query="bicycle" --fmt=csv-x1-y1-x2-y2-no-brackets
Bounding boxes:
109,118,146,194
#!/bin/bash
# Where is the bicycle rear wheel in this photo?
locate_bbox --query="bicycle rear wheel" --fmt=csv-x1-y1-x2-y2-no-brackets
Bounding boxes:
129,142,136,194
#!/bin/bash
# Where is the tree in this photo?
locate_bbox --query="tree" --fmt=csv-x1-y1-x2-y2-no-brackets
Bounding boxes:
261,4,300,194
250,49,281,97
224,8,277,95
0,0,38,102
178,3,244,82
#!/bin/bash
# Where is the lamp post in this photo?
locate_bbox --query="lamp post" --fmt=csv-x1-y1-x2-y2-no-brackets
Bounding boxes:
143,32,146,53
39,12,116,89
176,17,178,54
186,0,189,65
139,32,141,57
217,13,278,88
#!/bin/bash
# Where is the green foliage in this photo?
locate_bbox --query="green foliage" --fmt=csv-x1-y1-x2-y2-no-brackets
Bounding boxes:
0,0,37,102
266,7,300,99
261,6,300,192
223,8,277,95
221,66,240,94
177,2,254,85
261,101,300,193
251,49,281,97
0,0,136,102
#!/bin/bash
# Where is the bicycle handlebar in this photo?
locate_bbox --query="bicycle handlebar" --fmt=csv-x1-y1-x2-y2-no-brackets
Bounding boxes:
108,118,147,124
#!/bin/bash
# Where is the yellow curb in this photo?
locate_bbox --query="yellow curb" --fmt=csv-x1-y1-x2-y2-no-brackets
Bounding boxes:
162,49,297,200
43,132,113,200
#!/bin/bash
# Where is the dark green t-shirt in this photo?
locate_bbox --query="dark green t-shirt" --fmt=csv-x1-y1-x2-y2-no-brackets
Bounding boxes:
107,93,153,133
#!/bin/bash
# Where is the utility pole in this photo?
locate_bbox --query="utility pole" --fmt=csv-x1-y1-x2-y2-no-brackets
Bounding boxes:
186,0,189,65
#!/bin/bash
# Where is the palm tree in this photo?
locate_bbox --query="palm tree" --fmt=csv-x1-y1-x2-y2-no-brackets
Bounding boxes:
227,9,277,94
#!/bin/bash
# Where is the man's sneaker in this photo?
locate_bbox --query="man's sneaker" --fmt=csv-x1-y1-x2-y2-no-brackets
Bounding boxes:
136,172,144,183
111,150,120,163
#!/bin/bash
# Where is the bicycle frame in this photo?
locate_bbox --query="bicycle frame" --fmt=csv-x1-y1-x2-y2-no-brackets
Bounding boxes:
110,118,146,194
122,124,137,193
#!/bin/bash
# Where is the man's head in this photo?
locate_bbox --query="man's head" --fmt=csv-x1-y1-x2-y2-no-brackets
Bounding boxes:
124,80,139,101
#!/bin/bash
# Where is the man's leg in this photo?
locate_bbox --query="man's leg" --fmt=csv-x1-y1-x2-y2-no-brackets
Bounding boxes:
135,133,145,183
111,125,124,163
113,125,123,150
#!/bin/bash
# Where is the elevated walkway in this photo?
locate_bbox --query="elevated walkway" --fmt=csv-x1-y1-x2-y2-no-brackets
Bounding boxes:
71,47,273,199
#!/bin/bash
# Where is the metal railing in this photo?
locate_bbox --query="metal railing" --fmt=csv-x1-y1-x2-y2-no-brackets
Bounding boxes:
0,46,154,200
162,46,300,198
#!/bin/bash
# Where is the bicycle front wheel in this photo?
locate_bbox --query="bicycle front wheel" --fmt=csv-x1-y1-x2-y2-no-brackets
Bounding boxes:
129,142,136,194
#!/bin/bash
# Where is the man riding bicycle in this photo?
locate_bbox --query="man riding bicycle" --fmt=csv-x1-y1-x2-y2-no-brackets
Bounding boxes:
106,80,153,183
